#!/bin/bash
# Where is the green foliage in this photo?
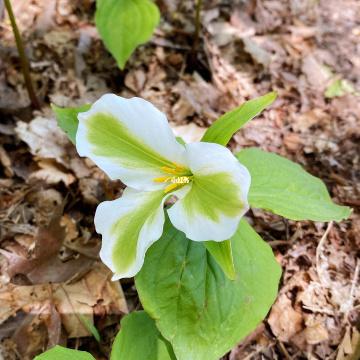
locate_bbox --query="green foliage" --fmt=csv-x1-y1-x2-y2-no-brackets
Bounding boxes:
34,346,95,360
111,311,176,360
201,92,277,146
204,240,235,280
325,78,356,98
236,148,351,221
52,104,90,144
135,218,281,360
50,92,352,360
95,0,160,69
78,314,101,342
199,94,278,281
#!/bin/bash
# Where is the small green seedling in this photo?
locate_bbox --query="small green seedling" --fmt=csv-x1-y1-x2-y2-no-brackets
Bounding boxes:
95,0,160,69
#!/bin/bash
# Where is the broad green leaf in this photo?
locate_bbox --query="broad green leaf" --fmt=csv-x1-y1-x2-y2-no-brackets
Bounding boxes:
236,148,351,221
204,240,235,280
135,219,281,360
52,104,90,144
201,92,277,146
111,311,176,360
34,345,95,360
95,0,160,69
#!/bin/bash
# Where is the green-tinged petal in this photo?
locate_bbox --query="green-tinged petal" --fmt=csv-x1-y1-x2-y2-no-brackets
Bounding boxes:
168,142,251,241
76,94,187,190
95,188,167,279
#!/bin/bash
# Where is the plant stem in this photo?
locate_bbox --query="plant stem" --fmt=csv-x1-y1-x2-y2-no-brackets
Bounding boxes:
4,0,40,109
192,0,203,55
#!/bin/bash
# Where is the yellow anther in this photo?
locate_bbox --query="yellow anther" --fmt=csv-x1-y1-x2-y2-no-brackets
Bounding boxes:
161,166,180,175
173,163,188,172
164,183,180,193
153,176,171,183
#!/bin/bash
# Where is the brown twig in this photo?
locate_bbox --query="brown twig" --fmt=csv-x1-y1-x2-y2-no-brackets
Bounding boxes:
193,0,203,52
4,0,40,109
189,0,203,65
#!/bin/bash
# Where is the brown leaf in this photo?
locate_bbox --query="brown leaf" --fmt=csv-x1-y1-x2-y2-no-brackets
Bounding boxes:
30,159,76,186
53,264,128,338
15,117,70,167
268,294,303,342
1,192,97,284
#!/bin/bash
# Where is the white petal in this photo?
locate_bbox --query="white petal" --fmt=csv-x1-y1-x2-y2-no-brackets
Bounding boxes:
95,188,167,279
76,94,187,190
168,142,251,241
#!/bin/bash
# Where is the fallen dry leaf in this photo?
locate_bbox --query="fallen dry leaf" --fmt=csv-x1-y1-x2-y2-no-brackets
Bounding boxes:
303,315,329,345
171,123,206,143
268,294,303,342
53,264,128,338
0,265,127,355
30,159,76,186
15,117,70,166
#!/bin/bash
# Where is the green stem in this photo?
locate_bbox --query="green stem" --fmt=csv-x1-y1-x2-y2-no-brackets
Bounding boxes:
192,0,203,55
4,0,40,109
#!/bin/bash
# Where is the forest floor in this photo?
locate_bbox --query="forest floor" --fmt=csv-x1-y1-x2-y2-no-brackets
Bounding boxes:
0,0,359,359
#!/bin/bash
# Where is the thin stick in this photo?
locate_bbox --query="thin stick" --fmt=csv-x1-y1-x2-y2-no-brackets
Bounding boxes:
191,0,203,56
316,221,333,286
4,0,40,109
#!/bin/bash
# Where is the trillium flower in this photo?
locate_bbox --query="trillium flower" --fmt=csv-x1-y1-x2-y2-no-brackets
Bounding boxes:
76,94,251,280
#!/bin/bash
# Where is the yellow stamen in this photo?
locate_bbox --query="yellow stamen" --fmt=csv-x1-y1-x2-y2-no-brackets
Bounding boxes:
173,163,188,172
153,176,172,183
161,166,180,175
164,183,180,193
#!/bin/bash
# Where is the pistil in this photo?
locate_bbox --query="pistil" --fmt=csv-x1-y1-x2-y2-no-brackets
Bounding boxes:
154,162,192,193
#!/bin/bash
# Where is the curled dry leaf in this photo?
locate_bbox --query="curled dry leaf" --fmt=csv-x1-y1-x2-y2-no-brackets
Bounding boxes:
15,117,70,166
30,159,76,186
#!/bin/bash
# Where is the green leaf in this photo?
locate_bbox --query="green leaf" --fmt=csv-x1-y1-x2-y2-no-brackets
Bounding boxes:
95,0,160,69
78,314,101,342
236,148,351,221
201,92,277,146
52,104,90,144
135,219,281,360
34,345,95,360
325,78,355,98
111,311,176,360
204,240,235,280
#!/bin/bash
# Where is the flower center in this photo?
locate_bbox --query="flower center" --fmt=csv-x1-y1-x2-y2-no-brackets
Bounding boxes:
153,163,192,193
